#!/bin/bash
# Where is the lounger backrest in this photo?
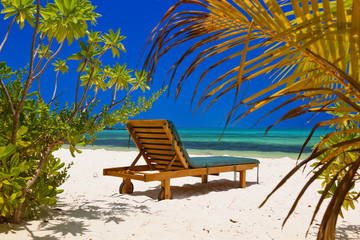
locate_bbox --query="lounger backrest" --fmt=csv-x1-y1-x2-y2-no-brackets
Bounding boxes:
127,119,190,171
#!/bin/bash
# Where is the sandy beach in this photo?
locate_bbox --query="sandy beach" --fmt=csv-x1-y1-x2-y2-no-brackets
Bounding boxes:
0,148,359,239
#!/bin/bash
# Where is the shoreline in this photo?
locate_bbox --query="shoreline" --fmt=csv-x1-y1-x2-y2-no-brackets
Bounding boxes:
86,127,322,160
72,145,310,160
0,148,359,239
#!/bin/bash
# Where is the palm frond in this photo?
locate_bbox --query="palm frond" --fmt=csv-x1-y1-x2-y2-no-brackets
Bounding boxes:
142,1,360,239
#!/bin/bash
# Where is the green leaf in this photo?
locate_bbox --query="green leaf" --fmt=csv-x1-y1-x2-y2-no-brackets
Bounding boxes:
39,197,57,206
1,8,16,14
17,126,28,136
56,189,64,194
3,11,17,20
9,153,19,168
111,47,120,58
76,61,87,72
2,180,11,185
67,53,84,61
1,206,8,217
10,193,18,201
0,171,12,178
0,144,16,159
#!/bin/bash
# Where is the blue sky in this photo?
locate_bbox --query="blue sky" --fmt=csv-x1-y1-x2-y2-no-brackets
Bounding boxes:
0,0,328,128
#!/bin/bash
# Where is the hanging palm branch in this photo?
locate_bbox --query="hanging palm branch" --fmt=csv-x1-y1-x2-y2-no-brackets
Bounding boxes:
142,0,360,239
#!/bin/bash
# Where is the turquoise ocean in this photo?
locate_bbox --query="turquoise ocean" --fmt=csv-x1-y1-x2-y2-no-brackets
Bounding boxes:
86,128,328,159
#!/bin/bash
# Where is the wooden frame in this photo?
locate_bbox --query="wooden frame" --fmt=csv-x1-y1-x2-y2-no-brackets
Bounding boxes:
103,119,259,200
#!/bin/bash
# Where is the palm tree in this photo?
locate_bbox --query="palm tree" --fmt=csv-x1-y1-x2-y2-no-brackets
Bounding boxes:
142,0,360,239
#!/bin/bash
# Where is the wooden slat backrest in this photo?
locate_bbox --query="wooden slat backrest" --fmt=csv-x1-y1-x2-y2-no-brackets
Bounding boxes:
127,120,189,170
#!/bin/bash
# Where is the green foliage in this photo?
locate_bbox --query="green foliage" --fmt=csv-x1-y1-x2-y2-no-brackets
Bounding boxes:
312,120,359,218
22,155,72,219
1,0,36,29
39,0,101,44
101,29,126,57
38,44,54,59
0,144,27,218
0,77,69,220
0,0,164,223
0,65,163,222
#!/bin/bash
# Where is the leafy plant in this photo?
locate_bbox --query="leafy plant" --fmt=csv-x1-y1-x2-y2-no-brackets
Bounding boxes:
311,115,359,219
0,0,164,223
141,0,360,239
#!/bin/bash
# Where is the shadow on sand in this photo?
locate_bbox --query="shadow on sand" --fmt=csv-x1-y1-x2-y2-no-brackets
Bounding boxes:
0,179,257,238
0,198,151,239
130,178,259,200
294,219,360,240
335,224,360,240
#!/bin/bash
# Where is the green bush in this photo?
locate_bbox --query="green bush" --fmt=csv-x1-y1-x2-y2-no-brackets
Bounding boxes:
0,0,164,223
312,121,359,218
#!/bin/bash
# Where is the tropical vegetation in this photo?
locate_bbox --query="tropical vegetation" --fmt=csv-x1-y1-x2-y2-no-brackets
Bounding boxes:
0,0,164,223
142,0,360,239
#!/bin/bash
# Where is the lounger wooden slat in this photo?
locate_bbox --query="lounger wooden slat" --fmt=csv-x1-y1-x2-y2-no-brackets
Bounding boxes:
162,123,188,169
104,119,260,200
103,165,151,173
147,154,175,160
126,125,154,170
144,149,173,154
145,152,174,157
149,159,183,167
138,139,172,144
137,136,168,140
144,152,176,157
151,164,184,170
128,120,167,127
103,170,146,181
135,133,167,138
151,164,183,171
141,144,173,150
132,128,165,133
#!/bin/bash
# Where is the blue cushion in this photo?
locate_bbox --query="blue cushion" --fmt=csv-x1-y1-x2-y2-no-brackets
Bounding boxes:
166,120,259,169
189,156,259,168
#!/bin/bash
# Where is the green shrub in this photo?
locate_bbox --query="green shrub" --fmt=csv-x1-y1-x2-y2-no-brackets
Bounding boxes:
0,0,165,223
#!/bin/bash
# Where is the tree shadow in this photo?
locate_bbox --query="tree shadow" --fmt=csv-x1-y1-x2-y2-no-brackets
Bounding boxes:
304,222,360,240
0,220,59,240
0,222,26,234
38,220,88,237
48,199,150,224
0,197,151,239
335,224,360,240
130,179,258,200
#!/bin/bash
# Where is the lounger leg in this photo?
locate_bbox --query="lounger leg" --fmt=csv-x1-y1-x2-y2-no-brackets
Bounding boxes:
159,179,172,200
120,178,134,194
202,166,209,184
201,175,208,183
239,170,246,188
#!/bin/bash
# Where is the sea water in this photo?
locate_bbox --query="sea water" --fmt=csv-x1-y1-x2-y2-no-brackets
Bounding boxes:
84,128,328,159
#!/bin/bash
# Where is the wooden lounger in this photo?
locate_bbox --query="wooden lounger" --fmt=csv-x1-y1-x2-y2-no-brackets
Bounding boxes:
103,119,260,200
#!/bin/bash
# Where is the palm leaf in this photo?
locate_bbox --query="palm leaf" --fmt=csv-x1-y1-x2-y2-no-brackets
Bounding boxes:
142,1,360,239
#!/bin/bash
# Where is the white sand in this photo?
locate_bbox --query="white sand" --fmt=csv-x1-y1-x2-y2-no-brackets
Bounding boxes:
0,148,359,239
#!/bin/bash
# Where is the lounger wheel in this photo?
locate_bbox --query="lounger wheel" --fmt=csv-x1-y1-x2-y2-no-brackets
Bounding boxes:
158,187,172,201
119,181,134,194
